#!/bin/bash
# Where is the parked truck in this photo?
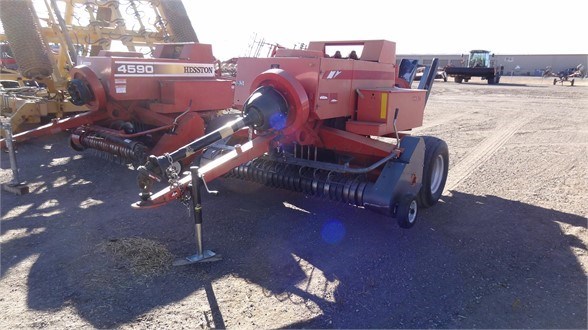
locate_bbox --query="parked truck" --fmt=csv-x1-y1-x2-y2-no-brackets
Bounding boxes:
445,50,503,84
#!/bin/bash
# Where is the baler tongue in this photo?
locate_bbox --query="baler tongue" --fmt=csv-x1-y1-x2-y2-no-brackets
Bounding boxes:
131,76,305,264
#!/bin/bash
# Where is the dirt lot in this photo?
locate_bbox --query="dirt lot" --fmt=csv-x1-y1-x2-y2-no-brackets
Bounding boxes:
1,76,587,329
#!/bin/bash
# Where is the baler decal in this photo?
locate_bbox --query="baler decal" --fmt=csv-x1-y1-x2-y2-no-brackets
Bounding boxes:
321,70,392,80
380,93,388,119
113,61,215,78
325,70,342,79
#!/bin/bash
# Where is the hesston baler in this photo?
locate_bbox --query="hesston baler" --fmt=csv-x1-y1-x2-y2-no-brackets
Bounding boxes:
1,43,234,167
134,40,449,264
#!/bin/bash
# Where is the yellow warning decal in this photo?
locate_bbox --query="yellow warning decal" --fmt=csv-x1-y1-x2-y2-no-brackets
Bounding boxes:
380,93,388,119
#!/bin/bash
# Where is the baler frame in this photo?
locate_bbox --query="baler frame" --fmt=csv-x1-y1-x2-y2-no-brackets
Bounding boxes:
133,40,449,265
1,42,235,169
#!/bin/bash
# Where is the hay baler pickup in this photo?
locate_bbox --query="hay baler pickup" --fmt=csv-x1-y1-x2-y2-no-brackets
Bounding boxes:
134,40,449,264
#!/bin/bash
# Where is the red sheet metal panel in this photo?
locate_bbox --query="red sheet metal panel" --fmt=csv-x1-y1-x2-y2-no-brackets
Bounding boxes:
347,88,426,135
233,57,321,108
158,79,234,112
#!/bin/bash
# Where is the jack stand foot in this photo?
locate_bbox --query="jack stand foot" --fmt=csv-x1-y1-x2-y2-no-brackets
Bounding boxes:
173,166,223,267
2,183,30,195
173,250,222,266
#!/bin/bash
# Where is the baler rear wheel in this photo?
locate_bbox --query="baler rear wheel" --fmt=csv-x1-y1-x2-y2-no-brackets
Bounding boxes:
417,136,449,208
397,195,418,228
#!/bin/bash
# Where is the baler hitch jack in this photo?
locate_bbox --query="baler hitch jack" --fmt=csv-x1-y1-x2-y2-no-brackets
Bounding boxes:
172,166,222,266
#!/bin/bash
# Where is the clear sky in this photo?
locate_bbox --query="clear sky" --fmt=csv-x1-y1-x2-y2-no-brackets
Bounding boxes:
184,0,587,61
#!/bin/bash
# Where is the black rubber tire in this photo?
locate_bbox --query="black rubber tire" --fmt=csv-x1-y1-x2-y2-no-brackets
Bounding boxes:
397,195,418,229
417,136,449,208
0,0,53,78
455,77,463,83
160,0,199,42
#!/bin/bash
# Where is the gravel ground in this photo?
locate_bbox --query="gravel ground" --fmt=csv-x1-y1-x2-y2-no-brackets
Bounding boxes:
1,76,587,329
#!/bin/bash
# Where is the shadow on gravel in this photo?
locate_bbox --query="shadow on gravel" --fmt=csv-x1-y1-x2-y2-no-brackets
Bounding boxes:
454,82,532,87
421,81,539,88
490,83,529,87
1,139,586,328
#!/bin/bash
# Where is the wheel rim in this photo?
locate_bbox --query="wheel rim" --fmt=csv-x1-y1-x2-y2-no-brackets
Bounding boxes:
408,200,418,224
430,154,445,194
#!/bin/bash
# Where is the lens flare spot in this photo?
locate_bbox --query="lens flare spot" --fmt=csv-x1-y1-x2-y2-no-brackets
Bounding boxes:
270,112,286,130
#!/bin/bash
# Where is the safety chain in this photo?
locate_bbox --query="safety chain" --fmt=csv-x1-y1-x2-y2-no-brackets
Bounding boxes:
161,153,177,186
